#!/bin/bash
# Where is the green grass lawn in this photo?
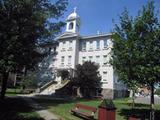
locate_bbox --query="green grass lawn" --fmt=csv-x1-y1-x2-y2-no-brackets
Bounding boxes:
5,88,22,96
0,97,44,120
33,97,160,120
5,88,35,97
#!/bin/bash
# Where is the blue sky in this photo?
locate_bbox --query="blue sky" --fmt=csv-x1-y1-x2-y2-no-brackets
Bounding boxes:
60,0,160,36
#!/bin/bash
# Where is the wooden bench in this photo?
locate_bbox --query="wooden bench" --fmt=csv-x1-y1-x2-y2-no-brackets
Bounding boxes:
70,103,97,120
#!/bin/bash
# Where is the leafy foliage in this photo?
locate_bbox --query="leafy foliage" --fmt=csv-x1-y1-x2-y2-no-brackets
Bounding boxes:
0,0,68,73
57,69,69,80
155,88,160,96
0,0,68,99
21,74,37,89
111,1,160,117
74,61,101,97
100,99,116,109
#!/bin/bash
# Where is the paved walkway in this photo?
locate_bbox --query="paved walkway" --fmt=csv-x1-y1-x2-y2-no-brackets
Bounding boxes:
134,95,160,105
19,95,59,120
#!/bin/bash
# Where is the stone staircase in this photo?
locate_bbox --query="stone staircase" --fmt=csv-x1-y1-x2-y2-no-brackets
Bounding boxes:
39,77,70,95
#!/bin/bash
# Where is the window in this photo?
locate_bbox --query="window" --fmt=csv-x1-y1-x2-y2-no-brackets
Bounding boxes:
69,41,72,50
69,22,73,30
62,41,65,50
102,81,108,84
68,56,72,65
96,56,100,64
61,56,65,65
82,57,86,64
103,71,107,75
104,40,108,48
96,40,100,49
103,71,108,83
89,56,93,61
103,55,107,65
89,41,93,50
82,41,86,51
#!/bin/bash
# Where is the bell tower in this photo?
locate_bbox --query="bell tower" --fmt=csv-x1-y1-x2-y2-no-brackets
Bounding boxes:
66,7,80,33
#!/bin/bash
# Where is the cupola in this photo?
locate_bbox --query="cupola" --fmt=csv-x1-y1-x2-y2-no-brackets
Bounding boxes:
65,7,80,33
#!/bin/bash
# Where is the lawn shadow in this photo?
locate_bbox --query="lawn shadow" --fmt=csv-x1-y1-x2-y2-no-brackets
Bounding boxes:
31,95,101,115
118,108,160,120
0,97,44,120
33,95,101,107
125,102,150,108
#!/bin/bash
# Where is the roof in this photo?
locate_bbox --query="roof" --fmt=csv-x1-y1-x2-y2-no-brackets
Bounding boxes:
81,33,113,39
55,32,79,40
55,32,113,41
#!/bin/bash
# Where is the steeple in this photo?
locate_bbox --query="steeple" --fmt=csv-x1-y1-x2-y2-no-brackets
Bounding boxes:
65,7,80,33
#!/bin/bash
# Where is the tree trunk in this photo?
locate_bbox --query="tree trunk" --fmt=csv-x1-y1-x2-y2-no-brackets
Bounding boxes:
150,82,155,120
13,73,17,87
0,72,9,100
132,89,135,109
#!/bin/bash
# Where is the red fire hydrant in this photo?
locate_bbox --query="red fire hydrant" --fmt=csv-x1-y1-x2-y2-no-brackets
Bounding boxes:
98,99,116,120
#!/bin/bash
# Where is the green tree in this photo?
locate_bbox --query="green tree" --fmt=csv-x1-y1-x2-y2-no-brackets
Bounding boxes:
112,1,160,119
74,61,101,98
155,88,160,96
21,73,37,90
111,9,139,108
134,2,160,119
0,0,68,99
57,69,69,80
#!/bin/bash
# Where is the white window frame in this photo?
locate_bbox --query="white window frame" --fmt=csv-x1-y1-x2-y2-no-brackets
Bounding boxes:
62,41,66,50
103,55,107,65
82,41,86,51
69,41,72,50
96,56,100,64
89,41,93,50
89,56,93,62
68,56,72,65
82,57,86,64
104,40,108,48
61,56,65,65
96,40,100,49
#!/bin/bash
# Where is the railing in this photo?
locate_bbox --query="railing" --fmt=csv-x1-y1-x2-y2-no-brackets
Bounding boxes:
39,80,57,92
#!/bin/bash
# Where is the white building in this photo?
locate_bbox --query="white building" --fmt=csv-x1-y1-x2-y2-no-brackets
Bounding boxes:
40,9,127,98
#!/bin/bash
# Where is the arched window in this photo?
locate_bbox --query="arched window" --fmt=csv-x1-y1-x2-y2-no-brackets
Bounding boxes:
69,22,73,30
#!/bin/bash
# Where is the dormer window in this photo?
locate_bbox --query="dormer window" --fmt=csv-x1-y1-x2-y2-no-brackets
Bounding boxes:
69,22,73,30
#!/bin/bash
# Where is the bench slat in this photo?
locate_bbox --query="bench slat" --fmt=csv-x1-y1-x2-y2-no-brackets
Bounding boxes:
70,103,97,120
75,103,97,112
71,109,92,117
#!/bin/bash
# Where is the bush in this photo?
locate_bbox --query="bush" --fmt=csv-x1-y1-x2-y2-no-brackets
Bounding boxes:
99,99,116,109
21,75,37,90
57,70,69,80
155,89,160,96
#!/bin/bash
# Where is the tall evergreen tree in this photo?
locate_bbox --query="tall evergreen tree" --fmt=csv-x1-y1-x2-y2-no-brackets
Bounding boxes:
0,0,68,99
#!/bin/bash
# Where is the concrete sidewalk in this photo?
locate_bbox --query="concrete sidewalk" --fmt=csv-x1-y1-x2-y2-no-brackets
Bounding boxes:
19,95,59,120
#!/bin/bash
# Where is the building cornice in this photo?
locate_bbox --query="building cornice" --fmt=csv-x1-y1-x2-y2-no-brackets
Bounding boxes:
55,32,113,41
55,32,80,40
81,33,113,40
